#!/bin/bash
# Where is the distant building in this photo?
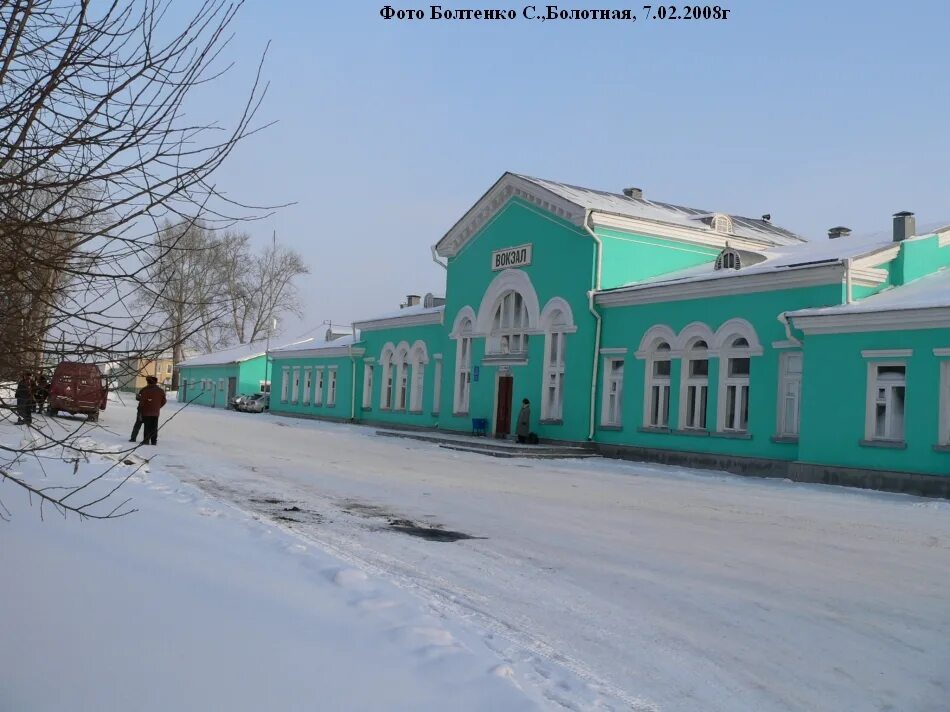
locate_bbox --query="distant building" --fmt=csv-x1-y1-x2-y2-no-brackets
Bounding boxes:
116,353,175,391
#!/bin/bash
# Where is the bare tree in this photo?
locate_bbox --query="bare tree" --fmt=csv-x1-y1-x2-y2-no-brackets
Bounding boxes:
0,0,273,520
222,236,309,345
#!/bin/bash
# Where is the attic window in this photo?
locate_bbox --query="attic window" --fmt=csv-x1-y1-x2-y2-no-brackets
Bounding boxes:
715,245,742,271
712,213,733,234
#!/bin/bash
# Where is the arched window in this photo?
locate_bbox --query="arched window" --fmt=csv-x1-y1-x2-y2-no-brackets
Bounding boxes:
409,342,428,413
681,339,709,430
719,336,751,432
488,290,529,356
379,345,395,410
395,345,410,411
711,213,734,234
541,307,569,421
645,340,672,428
453,318,473,414
714,245,742,270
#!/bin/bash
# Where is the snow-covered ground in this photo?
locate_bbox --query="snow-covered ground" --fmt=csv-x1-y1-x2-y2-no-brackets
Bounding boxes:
3,399,950,711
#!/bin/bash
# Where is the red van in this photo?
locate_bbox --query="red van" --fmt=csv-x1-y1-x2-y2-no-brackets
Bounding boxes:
47,362,108,421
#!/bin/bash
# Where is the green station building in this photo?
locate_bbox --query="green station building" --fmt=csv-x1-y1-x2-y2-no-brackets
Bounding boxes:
203,173,950,495
178,342,271,408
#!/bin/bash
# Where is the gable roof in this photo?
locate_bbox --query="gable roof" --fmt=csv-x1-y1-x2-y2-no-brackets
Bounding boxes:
178,341,269,368
435,172,807,258
269,333,363,359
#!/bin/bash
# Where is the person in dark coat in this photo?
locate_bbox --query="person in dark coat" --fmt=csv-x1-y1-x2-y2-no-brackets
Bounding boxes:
129,391,144,442
15,372,34,425
516,398,531,444
137,376,167,445
33,374,49,414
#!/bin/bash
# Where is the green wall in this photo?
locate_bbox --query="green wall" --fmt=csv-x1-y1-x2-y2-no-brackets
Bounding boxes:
270,353,358,421
597,227,720,288
799,329,950,476
179,355,267,408
595,284,844,460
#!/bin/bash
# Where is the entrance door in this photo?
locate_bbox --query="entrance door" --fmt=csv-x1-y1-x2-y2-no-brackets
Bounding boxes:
228,377,237,402
495,376,513,437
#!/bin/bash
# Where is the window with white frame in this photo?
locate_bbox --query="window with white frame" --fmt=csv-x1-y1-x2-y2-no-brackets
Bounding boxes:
719,337,751,432
866,363,906,442
454,320,473,414
327,368,337,406
939,360,950,446
314,367,324,406
432,357,442,414
776,352,802,437
280,367,289,401
681,340,709,430
488,290,529,355
302,368,312,405
645,341,672,428
291,367,300,403
602,358,625,426
409,346,426,412
362,362,373,409
541,311,568,421
395,349,409,410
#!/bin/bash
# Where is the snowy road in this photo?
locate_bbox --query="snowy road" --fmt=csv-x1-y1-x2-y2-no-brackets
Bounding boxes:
116,400,949,711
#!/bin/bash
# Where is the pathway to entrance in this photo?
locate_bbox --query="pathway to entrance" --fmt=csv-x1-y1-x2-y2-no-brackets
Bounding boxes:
104,400,950,712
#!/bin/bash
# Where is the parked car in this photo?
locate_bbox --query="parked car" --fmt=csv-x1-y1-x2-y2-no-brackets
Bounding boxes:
229,393,254,411
47,362,108,421
242,393,269,413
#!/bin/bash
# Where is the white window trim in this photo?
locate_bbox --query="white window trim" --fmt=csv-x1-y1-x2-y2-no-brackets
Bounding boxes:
775,351,802,438
280,367,289,403
302,368,312,405
643,343,672,429
939,360,950,446
864,361,907,443
453,323,473,415
314,367,324,406
362,363,373,409
379,345,394,410
717,340,752,433
395,347,410,411
408,341,429,413
327,367,338,407
679,341,710,431
487,290,530,356
541,330,566,421
601,357,625,427
291,367,300,404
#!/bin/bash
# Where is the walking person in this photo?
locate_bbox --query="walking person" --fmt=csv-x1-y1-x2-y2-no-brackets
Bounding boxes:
15,372,34,425
137,375,167,445
33,374,49,414
516,398,531,444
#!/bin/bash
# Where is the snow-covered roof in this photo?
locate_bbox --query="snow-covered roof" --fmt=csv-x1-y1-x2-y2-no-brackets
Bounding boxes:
517,174,806,247
178,341,270,368
356,304,444,323
353,304,445,331
601,233,898,294
269,332,361,355
790,268,950,317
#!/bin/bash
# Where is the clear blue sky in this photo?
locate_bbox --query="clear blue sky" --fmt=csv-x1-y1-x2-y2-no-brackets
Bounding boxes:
187,0,950,335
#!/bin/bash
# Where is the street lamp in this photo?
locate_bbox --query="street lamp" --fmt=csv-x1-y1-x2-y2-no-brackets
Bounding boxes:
264,316,277,393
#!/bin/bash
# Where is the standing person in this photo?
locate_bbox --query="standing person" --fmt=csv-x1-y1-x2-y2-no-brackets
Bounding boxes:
137,375,167,445
516,398,531,444
33,374,49,414
129,391,144,442
15,372,34,425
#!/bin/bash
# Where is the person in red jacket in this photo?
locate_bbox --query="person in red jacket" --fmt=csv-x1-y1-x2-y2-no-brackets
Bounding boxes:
137,375,167,445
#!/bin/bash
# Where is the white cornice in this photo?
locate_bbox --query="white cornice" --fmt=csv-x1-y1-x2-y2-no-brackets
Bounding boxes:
270,346,365,360
599,347,628,355
938,228,950,248
862,349,912,358
590,212,776,252
852,244,900,269
850,266,889,286
792,307,950,334
435,174,584,258
771,340,801,350
934,348,950,357
595,264,845,307
353,311,444,331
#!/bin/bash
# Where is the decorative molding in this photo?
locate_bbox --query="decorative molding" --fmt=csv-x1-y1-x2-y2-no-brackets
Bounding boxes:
433,353,443,360
596,264,845,308
858,439,907,450
354,310,443,332
363,357,376,363
938,228,950,248
599,347,628,355
435,174,584,258
933,348,950,357
270,346,364,360
771,340,801,350
540,296,576,332
861,349,912,358
792,307,950,334
475,269,541,334
590,211,784,252
635,324,677,359
851,244,900,269
714,318,764,355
